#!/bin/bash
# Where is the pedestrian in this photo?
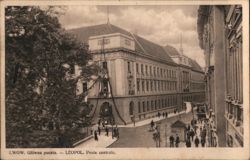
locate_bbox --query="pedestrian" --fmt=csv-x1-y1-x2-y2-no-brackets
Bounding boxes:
94,130,98,141
105,127,109,137
150,120,155,131
175,134,180,148
213,137,217,147
190,129,195,141
186,131,191,142
165,112,168,118
102,122,105,129
186,139,191,148
169,135,175,148
98,125,101,136
201,137,206,147
194,125,197,134
158,112,161,118
194,136,199,147
98,119,101,126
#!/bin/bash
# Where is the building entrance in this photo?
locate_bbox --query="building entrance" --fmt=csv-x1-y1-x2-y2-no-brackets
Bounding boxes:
99,102,114,124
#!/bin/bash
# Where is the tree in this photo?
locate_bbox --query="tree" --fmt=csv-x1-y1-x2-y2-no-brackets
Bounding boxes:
5,6,98,147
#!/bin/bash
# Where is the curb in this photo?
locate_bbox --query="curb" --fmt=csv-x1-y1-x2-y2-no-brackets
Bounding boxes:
73,135,94,147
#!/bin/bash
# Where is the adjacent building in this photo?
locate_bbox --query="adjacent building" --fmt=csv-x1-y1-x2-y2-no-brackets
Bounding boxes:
197,5,243,147
164,45,205,110
69,23,205,125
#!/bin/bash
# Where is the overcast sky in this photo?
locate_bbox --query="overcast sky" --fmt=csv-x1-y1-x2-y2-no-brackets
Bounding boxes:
59,5,205,67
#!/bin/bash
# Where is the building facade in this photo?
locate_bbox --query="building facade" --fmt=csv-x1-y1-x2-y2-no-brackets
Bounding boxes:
164,45,205,110
70,23,205,125
197,5,243,147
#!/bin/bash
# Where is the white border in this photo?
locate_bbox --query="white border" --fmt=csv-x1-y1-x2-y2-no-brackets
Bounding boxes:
0,0,249,160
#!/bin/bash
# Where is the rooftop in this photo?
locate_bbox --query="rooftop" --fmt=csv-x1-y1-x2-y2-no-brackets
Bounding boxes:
171,120,186,128
68,23,174,64
163,45,181,56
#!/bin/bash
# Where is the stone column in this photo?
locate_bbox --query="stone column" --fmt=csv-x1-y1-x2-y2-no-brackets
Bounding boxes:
213,6,227,147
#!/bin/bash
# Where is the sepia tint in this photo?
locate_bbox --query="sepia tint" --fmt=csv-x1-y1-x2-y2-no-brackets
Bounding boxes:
1,1,249,160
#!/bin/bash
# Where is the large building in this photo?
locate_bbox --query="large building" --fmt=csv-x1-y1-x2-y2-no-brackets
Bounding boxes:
69,23,205,125
164,45,205,110
197,5,243,147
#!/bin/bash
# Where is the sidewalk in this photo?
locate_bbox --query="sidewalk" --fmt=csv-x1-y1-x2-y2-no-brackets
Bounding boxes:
75,132,117,148
104,110,188,128
123,111,187,128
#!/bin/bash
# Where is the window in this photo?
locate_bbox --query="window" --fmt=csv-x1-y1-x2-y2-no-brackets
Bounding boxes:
150,81,153,91
150,66,152,75
142,80,145,92
158,81,160,91
138,102,141,113
147,101,150,111
128,80,132,94
145,65,148,75
151,101,154,110
146,80,149,91
155,80,157,91
136,63,139,74
142,102,145,112
137,79,140,92
128,62,131,73
160,68,163,77
103,61,107,70
154,67,156,76
155,100,157,110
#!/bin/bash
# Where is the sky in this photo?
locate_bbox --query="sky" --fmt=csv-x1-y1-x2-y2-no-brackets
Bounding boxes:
59,5,205,68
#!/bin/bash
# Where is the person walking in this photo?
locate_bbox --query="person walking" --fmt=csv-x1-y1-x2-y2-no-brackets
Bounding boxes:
190,129,195,141
165,112,168,118
186,139,191,148
102,122,105,129
169,135,175,148
98,119,101,126
105,127,109,137
98,125,101,136
194,136,200,147
201,137,206,147
150,120,155,131
175,134,180,148
94,130,98,141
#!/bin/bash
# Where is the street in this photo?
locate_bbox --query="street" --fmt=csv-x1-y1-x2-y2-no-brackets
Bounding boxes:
109,111,194,148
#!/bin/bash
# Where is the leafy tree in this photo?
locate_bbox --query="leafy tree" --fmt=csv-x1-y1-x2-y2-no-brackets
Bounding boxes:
5,6,98,148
